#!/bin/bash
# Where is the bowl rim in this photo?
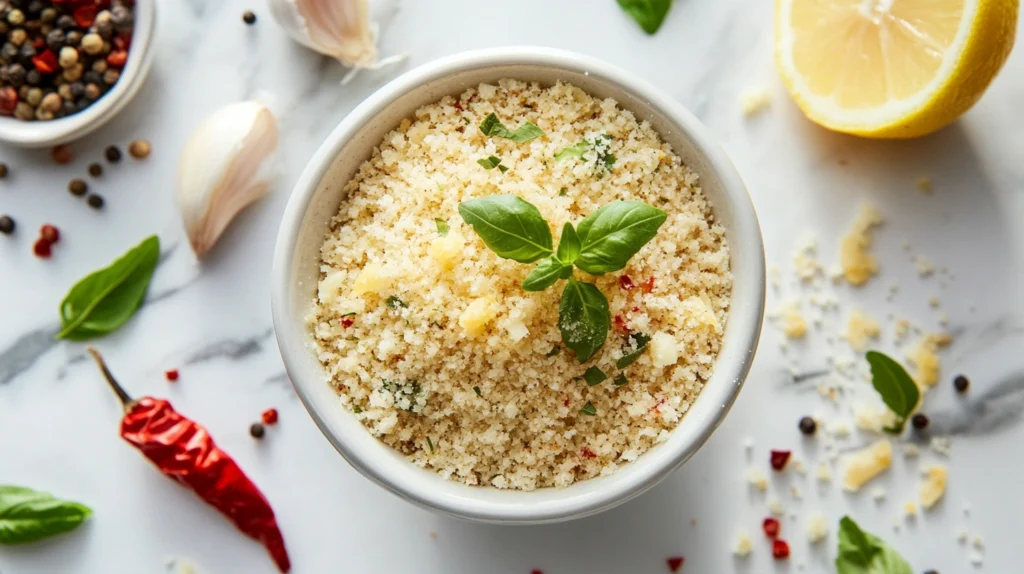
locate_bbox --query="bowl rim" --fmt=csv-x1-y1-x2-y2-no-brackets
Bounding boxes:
0,0,157,148
272,46,765,523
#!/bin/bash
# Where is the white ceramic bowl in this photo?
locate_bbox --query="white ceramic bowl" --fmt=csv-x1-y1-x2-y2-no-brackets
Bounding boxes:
0,0,156,148
272,47,766,524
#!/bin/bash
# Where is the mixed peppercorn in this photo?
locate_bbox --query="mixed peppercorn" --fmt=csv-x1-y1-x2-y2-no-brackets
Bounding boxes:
0,0,134,122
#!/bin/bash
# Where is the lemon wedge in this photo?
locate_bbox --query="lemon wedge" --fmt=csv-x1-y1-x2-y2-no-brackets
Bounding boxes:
776,0,1018,138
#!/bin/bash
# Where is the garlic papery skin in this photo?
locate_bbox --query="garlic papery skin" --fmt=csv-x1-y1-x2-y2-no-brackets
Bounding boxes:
270,0,378,69
177,101,278,258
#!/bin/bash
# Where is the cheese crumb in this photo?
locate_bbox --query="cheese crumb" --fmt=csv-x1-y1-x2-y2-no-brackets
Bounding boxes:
428,230,465,268
806,513,829,544
845,310,881,351
781,301,808,339
854,403,898,433
915,256,935,277
352,262,394,295
739,87,772,116
957,529,969,543
650,331,680,368
734,530,753,557
969,551,984,567
458,296,498,337
816,462,833,483
768,497,786,517
908,334,950,387
903,444,920,458
904,502,918,518
930,436,952,457
973,535,985,549
920,465,948,510
840,203,884,286
746,467,769,491
871,486,887,502
843,439,893,491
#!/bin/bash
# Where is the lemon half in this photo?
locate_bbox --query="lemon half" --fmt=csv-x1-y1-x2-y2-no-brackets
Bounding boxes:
776,0,1018,138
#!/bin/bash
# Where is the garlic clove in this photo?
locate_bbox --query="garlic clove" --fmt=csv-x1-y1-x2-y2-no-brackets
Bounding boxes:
177,101,278,257
269,0,393,70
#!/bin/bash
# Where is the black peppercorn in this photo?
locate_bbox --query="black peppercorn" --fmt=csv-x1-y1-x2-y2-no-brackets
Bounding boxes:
7,62,24,86
249,422,265,439
954,375,970,393
242,10,256,25
87,163,102,177
86,193,104,209
0,162,8,178
18,42,35,60
110,6,132,31
60,99,75,116
96,20,113,39
25,68,39,85
68,178,87,196
924,570,939,574
1,42,17,61
81,70,101,86
911,413,929,430
798,416,817,435
104,145,120,162
0,214,14,235
45,27,64,51
69,81,84,97
56,14,74,30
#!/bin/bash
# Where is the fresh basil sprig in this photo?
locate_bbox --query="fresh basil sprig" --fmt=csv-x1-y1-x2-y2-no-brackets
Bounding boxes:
57,235,160,341
460,195,664,362
479,113,544,143
617,0,673,35
865,351,921,433
0,486,92,545
836,516,914,574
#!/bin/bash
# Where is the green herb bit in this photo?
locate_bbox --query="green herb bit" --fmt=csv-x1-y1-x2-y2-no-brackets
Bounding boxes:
835,516,914,574
613,373,628,387
478,113,544,143
473,386,482,397
579,401,597,416
341,312,357,318
426,436,434,452
477,156,504,170
554,141,588,161
617,0,673,35
353,406,363,414
0,486,92,545
865,350,921,433
498,164,509,174
558,187,568,197
545,346,562,358
616,332,653,369
434,218,450,236
583,366,607,386
554,135,616,170
385,296,407,309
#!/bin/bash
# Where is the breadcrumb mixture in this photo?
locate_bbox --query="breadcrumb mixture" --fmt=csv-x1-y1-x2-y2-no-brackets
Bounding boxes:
310,80,731,490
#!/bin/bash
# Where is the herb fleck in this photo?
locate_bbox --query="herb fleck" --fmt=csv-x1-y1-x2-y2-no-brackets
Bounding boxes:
478,113,544,143
545,346,562,358
583,366,607,386
426,436,434,452
473,386,482,397
353,406,363,414
558,187,568,197
434,219,450,236
616,332,652,369
477,156,504,170
613,373,628,387
385,296,407,309
579,401,597,416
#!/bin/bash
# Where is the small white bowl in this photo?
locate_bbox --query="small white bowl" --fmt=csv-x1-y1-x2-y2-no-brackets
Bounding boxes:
272,47,766,524
0,0,156,148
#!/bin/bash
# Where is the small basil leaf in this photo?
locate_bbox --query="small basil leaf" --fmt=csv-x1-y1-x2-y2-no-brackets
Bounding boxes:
522,257,566,292
545,346,561,358
556,222,582,266
385,296,407,309
479,113,544,143
579,401,597,416
554,141,587,161
835,516,914,574
477,156,502,170
459,195,553,263
434,219,450,236
558,278,610,363
617,0,673,35
473,386,482,397
583,366,607,386
613,373,628,386
0,486,92,545
616,332,652,369
575,201,667,275
866,351,920,433
57,235,160,341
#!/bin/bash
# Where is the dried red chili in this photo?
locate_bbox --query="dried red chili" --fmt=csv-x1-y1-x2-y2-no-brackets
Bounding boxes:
261,408,279,425
618,275,635,290
666,556,685,572
772,539,790,559
762,517,780,538
32,50,58,74
613,314,630,334
74,4,97,28
164,369,179,382
107,50,128,68
341,316,354,328
770,450,791,471
581,447,597,459
87,348,290,572
33,238,52,258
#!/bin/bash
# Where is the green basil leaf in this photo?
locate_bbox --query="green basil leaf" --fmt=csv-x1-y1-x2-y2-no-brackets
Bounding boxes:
459,195,553,263
583,366,607,386
617,0,673,34
57,235,160,341
0,486,92,545
559,266,573,280
385,296,407,309
479,113,545,143
556,222,582,266
522,257,566,292
477,156,503,170
473,386,482,397
498,164,509,174
545,346,561,358
558,277,610,363
434,219,450,236
835,516,914,574
575,201,667,275
613,373,628,386
616,332,652,369
554,141,588,161
579,401,597,416
866,351,920,433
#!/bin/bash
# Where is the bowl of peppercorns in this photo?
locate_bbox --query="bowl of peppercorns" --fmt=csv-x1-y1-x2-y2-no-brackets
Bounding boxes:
0,0,155,147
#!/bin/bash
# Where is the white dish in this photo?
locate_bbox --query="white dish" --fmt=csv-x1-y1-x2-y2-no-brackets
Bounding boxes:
0,0,156,148
272,47,766,524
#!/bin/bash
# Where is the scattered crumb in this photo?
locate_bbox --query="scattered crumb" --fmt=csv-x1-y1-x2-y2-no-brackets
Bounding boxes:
915,257,935,277
840,203,884,286
791,486,803,500
744,437,755,452
846,310,881,351
429,531,437,539
904,502,918,518
806,513,829,543
894,319,911,341
781,301,809,339
903,444,920,458
871,486,887,502
734,530,753,557
740,87,772,116
829,421,852,438
843,439,893,492
969,550,984,567
854,403,897,433
816,462,833,483
817,384,839,403
793,235,823,281
908,334,951,387
165,559,198,574
792,459,807,475
973,535,985,549
957,529,969,543
915,176,933,194
768,497,786,517
930,436,952,457
920,465,948,509
929,295,940,308
746,467,769,491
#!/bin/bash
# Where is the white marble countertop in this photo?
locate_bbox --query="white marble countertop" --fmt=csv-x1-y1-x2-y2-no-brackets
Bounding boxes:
2,1,1023,572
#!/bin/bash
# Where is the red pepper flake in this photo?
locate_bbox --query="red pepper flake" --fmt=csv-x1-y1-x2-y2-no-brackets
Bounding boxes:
581,447,597,459
631,306,640,313
164,369,179,382
39,224,60,244
530,570,543,574
666,556,685,572
0,87,17,115
762,517,780,538
650,397,666,412
563,398,570,407
613,314,630,334
32,37,45,50
618,275,635,290
770,450,792,471
641,276,655,294
32,50,59,74
453,101,464,112
113,34,132,51
341,316,355,328
772,539,791,560
33,239,52,258
107,50,128,68
261,408,279,425
73,4,97,28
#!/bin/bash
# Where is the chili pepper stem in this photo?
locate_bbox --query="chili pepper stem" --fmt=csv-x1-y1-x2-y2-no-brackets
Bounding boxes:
86,347,136,411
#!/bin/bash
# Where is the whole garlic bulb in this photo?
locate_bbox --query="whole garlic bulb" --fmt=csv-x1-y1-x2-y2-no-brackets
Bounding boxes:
177,101,278,257
270,0,380,69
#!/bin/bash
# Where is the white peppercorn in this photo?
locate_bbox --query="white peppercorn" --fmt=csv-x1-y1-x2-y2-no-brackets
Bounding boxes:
7,9,24,26
8,28,26,47
13,101,32,120
58,46,77,68
40,92,61,112
80,33,102,55
25,86,40,106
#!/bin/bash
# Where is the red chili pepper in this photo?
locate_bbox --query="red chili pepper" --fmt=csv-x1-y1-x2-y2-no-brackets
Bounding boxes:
341,316,354,328
261,408,279,425
113,33,131,51
107,49,128,68
770,449,791,471
74,4,97,27
762,516,780,538
40,224,60,243
164,369,179,382
618,275,635,290
613,314,630,334
581,447,597,459
33,238,52,258
666,556,685,572
772,539,790,559
87,349,291,572
32,50,58,74
32,37,45,50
